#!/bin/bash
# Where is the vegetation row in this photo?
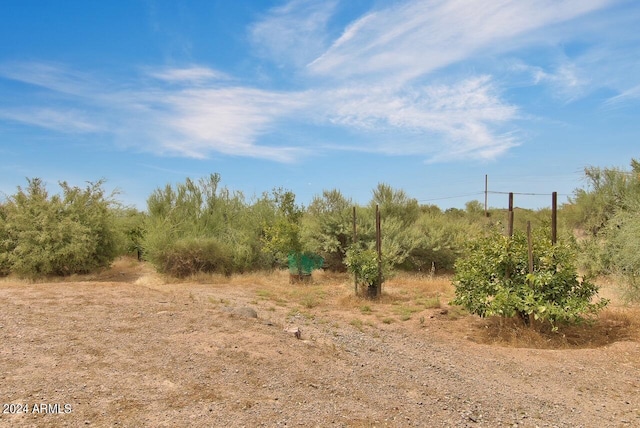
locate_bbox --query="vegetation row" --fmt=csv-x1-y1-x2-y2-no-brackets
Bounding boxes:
1,159,638,325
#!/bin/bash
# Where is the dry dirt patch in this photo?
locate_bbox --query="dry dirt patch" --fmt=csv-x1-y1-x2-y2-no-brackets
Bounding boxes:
1,260,639,427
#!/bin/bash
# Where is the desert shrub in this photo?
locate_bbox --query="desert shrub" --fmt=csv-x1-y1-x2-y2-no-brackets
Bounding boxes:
452,228,608,327
567,160,640,236
143,174,279,276
301,189,353,271
602,201,640,301
352,206,422,271
1,178,120,277
154,237,232,278
0,202,10,276
405,212,483,272
370,183,421,226
564,159,640,297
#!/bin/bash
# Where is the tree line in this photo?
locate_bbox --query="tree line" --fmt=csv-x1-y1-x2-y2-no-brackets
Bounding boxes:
1,159,638,303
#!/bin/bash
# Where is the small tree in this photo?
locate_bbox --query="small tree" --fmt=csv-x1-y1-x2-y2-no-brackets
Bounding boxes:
345,246,383,298
452,228,608,328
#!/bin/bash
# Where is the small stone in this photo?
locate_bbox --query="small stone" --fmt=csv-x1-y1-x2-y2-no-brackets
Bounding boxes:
285,327,301,339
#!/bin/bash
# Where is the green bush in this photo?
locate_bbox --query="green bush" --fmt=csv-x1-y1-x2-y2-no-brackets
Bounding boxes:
1,178,120,277
452,228,608,327
143,174,280,276
345,246,381,291
602,202,640,301
301,189,353,271
406,212,483,272
154,238,232,278
0,203,10,276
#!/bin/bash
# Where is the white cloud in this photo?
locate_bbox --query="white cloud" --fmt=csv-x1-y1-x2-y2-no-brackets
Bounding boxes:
314,75,518,160
0,108,101,133
249,0,338,68
510,61,590,102
307,0,615,83
0,0,627,164
148,66,230,84
605,84,640,107
157,87,309,161
0,62,307,162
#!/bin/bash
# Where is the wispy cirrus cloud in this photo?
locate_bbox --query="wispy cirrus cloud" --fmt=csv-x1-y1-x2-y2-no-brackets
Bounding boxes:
295,0,616,160
307,0,615,83
249,0,338,68
605,84,640,107
157,86,308,161
0,62,308,162
313,75,518,160
147,66,231,84
0,107,101,133
0,0,629,165
509,60,591,102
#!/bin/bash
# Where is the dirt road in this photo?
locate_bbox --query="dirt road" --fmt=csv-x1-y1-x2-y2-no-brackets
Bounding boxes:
1,263,638,427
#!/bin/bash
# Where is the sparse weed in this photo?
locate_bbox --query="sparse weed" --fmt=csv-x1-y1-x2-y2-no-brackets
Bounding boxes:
300,295,318,309
421,295,441,309
350,318,364,331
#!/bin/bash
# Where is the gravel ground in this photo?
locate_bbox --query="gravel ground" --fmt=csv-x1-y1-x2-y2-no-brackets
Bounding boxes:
1,266,638,427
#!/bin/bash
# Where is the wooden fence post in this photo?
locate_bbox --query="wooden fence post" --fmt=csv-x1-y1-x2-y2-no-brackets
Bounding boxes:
353,206,357,295
551,192,558,245
376,204,382,298
527,221,534,274
508,192,514,237
527,220,534,328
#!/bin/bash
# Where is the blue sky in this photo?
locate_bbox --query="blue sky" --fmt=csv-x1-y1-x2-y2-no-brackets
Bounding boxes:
1,0,638,211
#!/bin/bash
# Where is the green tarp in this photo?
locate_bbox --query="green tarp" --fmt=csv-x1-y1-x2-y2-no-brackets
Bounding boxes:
287,252,324,275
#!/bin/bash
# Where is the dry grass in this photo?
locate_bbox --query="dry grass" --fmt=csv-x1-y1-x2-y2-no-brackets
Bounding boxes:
471,307,640,349
7,258,639,350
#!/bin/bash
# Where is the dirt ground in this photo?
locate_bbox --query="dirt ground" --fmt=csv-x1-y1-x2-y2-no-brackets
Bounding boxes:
1,258,639,427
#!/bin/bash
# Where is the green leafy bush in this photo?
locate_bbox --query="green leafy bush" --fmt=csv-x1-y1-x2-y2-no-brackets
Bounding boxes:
452,228,608,327
1,178,120,277
345,247,381,291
